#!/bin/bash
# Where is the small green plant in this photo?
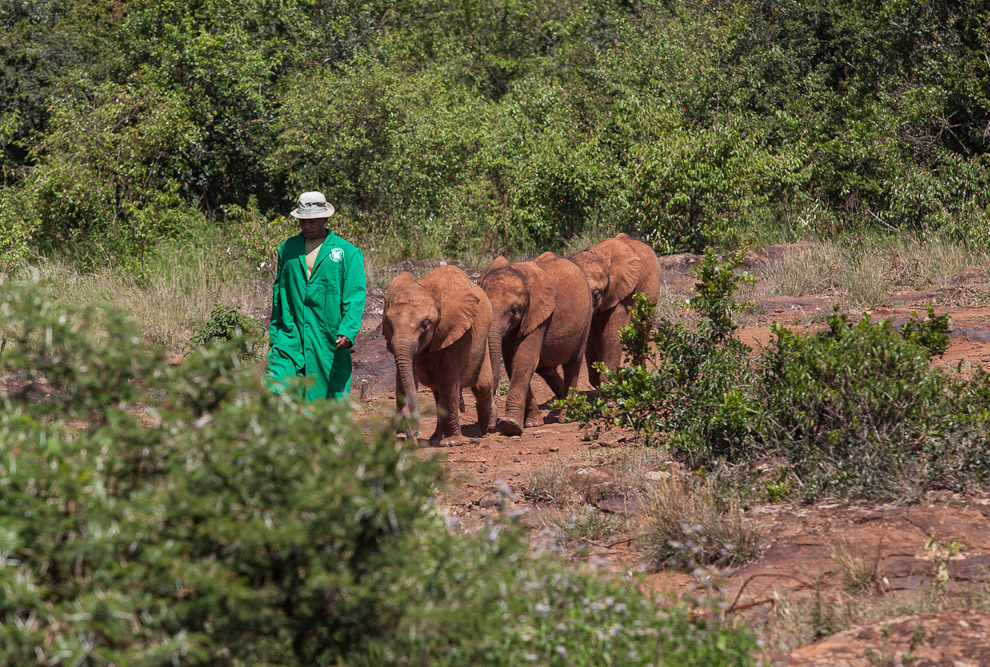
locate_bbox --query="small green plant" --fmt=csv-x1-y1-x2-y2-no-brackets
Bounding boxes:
764,479,793,502
865,625,896,667
900,303,950,357
190,303,264,359
560,249,762,465
559,506,629,544
925,536,964,597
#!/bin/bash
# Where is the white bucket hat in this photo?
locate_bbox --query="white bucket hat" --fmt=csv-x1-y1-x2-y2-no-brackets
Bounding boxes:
290,191,335,219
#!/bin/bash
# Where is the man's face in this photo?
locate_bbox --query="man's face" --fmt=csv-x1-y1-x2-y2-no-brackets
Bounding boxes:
299,217,328,240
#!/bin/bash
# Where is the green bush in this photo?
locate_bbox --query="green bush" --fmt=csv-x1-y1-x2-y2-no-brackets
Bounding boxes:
16,79,204,269
190,303,264,361
756,311,984,500
562,250,761,464
566,250,990,502
0,279,758,665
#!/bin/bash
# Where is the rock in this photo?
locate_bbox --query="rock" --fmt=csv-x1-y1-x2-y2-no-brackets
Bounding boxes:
787,610,990,666
658,253,702,275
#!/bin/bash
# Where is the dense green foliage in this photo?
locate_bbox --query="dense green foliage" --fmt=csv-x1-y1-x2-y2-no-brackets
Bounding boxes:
0,279,757,665
2,0,989,270
566,252,990,501
190,303,265,359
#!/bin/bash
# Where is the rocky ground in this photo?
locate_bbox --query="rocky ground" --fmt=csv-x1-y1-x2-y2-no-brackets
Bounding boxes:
351,246,990,665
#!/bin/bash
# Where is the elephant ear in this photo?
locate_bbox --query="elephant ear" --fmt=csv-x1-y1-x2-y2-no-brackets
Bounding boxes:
533,251,558,263
431,289,480,352
481,255,510,282
597,238,642,310
419,267,481,352
515,262,557,336
386,272,415,304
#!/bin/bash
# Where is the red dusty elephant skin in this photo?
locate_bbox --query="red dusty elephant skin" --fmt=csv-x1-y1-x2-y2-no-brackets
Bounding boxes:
571,233,661,386
384,265,495,446
481,252,592,436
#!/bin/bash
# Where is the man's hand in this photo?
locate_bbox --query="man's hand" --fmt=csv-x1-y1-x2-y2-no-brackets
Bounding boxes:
335,335,352,350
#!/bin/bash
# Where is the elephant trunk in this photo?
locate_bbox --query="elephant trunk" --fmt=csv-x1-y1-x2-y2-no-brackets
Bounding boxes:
392,337,420,437
488,325,505,396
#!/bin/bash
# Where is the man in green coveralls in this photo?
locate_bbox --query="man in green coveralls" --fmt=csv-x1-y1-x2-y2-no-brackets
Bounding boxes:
266,191,367,401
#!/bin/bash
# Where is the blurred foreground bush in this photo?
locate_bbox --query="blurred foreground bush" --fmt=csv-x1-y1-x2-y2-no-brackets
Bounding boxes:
0,279,756,665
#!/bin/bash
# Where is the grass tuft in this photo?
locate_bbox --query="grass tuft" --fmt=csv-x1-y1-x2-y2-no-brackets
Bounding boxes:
639,476,761,572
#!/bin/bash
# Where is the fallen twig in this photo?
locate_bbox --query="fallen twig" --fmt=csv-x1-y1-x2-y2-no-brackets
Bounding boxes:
725,572,813,615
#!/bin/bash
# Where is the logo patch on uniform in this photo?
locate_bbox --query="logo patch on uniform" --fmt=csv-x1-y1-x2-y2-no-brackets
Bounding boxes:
329,247,344,262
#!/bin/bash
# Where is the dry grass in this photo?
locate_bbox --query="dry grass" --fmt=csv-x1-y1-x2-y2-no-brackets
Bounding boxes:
30,242,271,349
654,283,700,326
639,475,762,572
754,579,990,662
521,461,573,506
752,535,978,661
755,234,990,307
831,538,886,594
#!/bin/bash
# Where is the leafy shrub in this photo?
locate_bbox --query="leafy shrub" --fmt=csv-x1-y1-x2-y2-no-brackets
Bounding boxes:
0,188,37,272
899,303,950,357
562,250,761,464
566,250,990,502
223,196,294,280
757,312,985,500
0,279,758,665
190,303,264,361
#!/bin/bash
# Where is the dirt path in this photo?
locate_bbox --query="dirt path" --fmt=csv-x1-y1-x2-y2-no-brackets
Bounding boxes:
352,248,990,664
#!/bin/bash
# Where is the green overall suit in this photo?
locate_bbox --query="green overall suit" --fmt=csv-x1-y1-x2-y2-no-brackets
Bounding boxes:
265,232,367,401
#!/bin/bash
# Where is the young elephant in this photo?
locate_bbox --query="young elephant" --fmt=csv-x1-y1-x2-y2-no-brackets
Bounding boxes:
481,252,592,436
384,265,495,446
571,233,662,386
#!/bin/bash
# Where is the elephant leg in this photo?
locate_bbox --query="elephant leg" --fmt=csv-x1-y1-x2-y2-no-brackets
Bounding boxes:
499,333,543,436
428,388,444,444
535,366,566,399
561,353,584,395
473,347,496,433
601,306,631,371
434,383,465,447
586,311,608,387
524,384,543,428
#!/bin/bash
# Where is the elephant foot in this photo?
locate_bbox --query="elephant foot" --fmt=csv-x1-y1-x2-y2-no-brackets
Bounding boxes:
524,416,543,428
396,428,419,442
436,435,466,447
498,418,523,436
